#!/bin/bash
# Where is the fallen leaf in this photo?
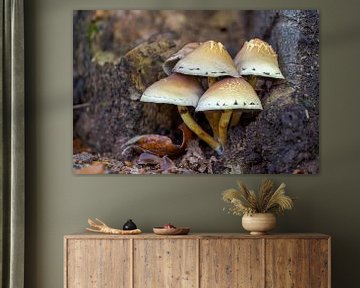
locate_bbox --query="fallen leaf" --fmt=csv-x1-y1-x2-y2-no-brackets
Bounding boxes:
292,169,307,174
178,123,193,149
121,123,192,157
73,138,93,153
138,152,162,165
74,163,105,175
160,156,176,172
137,152,176,173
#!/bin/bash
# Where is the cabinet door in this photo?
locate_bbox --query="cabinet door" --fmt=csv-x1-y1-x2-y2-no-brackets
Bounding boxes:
309,239,330,288
200,239,264,288
134,239,198,288
266,239,310,288
66,239,131,288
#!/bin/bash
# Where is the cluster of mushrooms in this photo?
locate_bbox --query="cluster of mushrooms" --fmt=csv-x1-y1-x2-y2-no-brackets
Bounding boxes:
140,39,284,155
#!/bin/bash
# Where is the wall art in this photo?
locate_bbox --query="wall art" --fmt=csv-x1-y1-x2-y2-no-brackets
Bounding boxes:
73,10,319,174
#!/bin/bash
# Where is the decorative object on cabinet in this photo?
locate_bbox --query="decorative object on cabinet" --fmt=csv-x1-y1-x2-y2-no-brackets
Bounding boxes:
242,212,276,235
222,178,294,234
123,219,138,230
153,225,190,235
86,218,142,235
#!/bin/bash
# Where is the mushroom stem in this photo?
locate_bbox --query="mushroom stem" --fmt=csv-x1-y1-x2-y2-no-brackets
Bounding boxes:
219,109,233,145
205,111,221,139
230,111,243,127
207,77,218,88
248,75,258,88
204,77,221,138
178,106,223,155
230,75,256,128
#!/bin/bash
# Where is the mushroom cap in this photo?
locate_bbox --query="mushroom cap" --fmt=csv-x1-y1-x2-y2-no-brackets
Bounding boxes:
172,40,240,78
234,38,284,79
196,78,263,112
140,73,203,107
162,42,202,76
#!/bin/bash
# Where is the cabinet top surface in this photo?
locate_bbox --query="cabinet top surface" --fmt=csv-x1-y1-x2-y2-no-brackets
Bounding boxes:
64,232,330,240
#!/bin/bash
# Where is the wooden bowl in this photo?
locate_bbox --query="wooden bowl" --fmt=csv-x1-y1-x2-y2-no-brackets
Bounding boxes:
153,227,190,235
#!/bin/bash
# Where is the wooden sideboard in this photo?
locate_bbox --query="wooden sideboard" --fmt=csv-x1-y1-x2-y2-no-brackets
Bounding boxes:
64,233,330,288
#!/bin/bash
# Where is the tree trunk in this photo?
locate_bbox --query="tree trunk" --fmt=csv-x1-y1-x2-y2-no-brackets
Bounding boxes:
224,10,319,174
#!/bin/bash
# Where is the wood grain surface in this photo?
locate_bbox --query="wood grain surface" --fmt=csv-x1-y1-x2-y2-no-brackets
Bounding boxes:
65,239,131,288
133,239,198,288
65,233,330,240
64,234,330,288
265,239,310,287
200,239,264,288
309,239,330,288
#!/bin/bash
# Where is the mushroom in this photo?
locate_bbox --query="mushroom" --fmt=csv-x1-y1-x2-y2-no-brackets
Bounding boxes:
172,40,240,140
173,40,239,78
234,38,284,85
232,38,284,127
140,73,223,154
162,42,202,76
196,78,263,145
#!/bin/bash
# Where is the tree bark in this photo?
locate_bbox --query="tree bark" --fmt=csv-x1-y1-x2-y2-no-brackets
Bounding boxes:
222,10,319,174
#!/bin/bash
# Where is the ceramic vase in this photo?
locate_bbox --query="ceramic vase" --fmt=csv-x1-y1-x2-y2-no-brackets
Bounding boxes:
242,213,276,235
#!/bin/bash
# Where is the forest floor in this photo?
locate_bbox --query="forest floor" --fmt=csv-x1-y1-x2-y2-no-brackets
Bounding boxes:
73,138,220,175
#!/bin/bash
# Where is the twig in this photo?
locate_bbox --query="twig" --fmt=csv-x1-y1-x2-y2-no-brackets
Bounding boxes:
73,103,90,109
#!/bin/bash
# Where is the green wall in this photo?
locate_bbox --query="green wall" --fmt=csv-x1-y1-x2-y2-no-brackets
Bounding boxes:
25,0,360,287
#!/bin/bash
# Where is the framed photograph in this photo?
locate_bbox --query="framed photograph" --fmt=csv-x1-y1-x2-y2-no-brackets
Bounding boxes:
73,10,319,175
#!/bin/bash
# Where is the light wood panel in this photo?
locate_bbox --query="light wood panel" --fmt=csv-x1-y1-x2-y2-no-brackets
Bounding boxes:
265,239,310,288
200,239,264,288
65,239,131,288
310,239,330,288
64,234,330,288
133,239,198,288
65,233,330,240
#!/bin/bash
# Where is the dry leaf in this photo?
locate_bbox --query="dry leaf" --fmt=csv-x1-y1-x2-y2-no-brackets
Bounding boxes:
74,162,105,174
73,138,92,153
137,152,176,172
292,169,306,174
122,123,192,157
160,156,176,172
138,152,162,165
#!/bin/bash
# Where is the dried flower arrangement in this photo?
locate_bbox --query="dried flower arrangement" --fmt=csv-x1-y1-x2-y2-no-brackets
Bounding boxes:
222,179,294,216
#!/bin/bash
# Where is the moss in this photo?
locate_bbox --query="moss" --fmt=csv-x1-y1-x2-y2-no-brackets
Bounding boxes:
124,40,178,92
92,51,118,65
86,22,99,44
